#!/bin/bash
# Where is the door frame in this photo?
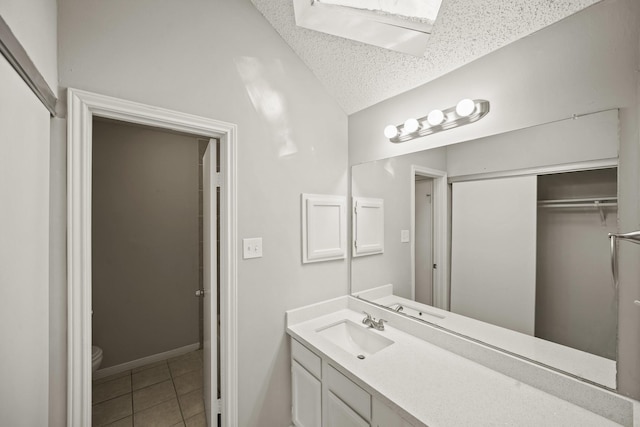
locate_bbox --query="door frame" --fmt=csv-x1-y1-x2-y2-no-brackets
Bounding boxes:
410,165,448,310
66,88,238,426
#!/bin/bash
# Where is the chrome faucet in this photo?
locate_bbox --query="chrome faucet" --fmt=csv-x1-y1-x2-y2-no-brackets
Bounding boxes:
362,312,387,331
389,303,404,312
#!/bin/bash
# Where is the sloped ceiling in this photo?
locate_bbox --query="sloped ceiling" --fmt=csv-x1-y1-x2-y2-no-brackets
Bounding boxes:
250,0,602,114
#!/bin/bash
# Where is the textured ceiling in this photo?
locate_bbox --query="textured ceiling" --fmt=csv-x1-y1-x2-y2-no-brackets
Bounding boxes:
250,0,602,114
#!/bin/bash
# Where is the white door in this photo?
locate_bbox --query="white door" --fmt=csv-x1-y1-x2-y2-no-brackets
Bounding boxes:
203,140,218,425
450,176,537,335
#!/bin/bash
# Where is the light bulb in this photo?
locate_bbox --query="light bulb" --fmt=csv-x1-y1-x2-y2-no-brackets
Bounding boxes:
456,98,476,117
384,125,399,139
427,110,445,126
403,118,420,133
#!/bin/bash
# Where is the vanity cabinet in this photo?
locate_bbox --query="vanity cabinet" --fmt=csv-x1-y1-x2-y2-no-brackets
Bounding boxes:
291,338,416,427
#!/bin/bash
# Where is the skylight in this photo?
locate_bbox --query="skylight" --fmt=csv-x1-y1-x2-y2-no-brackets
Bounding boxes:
316,0,442,24
292,0,443,56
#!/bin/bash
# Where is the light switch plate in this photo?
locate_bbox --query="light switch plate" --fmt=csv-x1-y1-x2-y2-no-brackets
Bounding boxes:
243,238,263,259
401,230,410,243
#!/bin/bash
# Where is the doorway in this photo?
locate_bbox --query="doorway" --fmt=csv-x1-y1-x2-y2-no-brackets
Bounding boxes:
414,177,434,305
410,165,448,310
90,118,217,425
67,89,238,427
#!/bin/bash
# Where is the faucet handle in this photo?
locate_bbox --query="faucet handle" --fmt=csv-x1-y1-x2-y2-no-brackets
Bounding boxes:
372,318,387,330
362,311,373,324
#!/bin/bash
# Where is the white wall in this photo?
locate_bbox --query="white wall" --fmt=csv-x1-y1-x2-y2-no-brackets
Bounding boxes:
349,0,636,166
56,1,348,425
446,109,619,177
349,0,640,399
0,54,50,427
0,0,58,91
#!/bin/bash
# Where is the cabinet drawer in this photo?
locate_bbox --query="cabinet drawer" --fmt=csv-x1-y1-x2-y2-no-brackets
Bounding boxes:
292,339,322,379
325,364,371,422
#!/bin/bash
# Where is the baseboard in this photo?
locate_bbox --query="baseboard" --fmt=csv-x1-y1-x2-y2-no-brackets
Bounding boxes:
93,342,200,380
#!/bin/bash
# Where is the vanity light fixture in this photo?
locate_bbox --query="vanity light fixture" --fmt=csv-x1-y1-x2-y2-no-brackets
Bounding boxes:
426,109,445,126
403,118,421,134
384,99,490,143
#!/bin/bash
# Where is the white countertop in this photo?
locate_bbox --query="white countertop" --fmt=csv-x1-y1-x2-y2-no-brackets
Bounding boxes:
356,284,616,388
287,298,632,427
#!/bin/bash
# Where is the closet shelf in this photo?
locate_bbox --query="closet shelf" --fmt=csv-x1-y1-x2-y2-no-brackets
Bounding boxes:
537,197,617,225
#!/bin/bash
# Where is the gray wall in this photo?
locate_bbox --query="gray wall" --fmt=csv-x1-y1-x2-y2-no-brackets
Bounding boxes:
351,148,446,297
349,0,640,399
92,119,200,368
55,1,349,426
0,2,57,426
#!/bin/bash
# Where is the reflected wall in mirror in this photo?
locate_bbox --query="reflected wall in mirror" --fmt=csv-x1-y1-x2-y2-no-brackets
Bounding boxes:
351,109,620,388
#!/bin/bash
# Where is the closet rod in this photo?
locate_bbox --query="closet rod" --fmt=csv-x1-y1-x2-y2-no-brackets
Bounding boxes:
538,202,617,208
538,197,617,208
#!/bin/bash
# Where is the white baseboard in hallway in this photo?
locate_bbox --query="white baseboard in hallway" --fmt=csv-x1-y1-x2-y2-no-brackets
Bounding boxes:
93,342,200,380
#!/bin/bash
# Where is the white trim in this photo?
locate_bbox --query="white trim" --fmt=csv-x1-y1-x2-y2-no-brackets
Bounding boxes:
67,88,238,427
93,343,200,380
410,166,449,310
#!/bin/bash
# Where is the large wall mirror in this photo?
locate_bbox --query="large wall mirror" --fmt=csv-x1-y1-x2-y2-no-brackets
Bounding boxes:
351,109,620,388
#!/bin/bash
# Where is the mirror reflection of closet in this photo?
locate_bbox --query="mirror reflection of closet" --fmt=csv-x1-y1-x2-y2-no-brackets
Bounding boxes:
536,168,618,360
450,167,618,361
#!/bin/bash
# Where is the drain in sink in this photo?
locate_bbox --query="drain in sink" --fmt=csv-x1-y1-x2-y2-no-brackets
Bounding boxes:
357,354,365,360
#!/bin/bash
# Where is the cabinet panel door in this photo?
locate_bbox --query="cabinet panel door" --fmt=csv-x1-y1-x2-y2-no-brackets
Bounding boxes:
372,397,414,427
292,361,322,427
325,391,370,427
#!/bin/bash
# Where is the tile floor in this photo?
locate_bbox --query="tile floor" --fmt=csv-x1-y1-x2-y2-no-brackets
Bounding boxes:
92,350,207,427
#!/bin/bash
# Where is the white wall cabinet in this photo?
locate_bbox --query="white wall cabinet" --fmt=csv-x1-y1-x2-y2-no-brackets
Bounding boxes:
301,194,347,263
352,197,384,257
291,338,416,427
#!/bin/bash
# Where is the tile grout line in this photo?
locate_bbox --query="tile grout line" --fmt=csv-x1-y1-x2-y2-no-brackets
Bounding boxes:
168,357,188,425
94,352,202,426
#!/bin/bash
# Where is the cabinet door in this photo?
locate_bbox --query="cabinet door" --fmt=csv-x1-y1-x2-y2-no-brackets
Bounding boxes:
372,397,414,427
325,391,370,427
292,361,322,427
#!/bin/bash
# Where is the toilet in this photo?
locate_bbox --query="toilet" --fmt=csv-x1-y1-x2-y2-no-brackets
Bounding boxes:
92,346,103,372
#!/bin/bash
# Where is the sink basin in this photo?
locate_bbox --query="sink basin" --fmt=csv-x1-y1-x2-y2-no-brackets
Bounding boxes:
316,319,394,357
